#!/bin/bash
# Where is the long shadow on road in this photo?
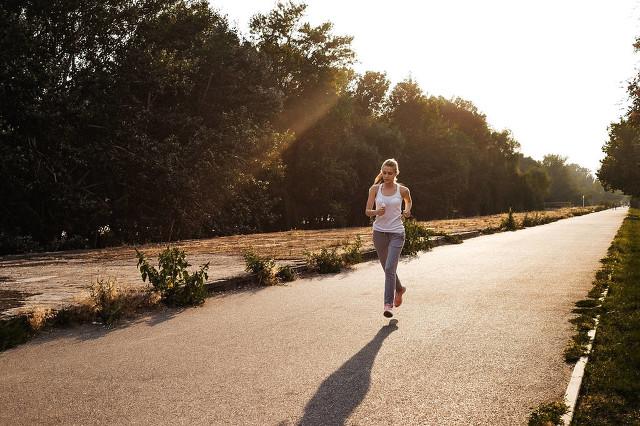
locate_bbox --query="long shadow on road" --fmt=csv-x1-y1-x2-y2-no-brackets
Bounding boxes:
298,319,399,426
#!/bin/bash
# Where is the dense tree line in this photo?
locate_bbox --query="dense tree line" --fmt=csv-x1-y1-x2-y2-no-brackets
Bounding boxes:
598,38,640,203
0,0,624,254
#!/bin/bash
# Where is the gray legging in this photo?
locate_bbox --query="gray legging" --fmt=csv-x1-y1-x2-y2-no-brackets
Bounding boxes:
372,230,405,305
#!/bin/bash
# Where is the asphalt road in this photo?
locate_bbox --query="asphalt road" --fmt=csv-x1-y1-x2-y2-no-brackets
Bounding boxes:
0,208,628,425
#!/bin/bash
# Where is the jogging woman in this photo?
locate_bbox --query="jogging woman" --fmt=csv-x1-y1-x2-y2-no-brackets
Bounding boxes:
365,159,412,318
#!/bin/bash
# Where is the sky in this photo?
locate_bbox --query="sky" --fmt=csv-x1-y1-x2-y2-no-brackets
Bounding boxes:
209,0,640,174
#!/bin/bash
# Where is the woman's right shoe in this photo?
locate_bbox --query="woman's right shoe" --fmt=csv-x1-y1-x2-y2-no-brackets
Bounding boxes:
383,304,394,318
394,286,406,307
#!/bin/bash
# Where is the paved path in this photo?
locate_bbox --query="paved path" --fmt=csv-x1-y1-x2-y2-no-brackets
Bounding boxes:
0,208,627,425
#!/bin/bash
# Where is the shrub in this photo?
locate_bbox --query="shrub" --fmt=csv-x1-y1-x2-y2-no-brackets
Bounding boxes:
136,247,209,306
528,401,569,425
276,265,296,282
0,316,33,351
402,218,433,256
500,207,518,231
27,307,51,332
89,277,124,325
341,236,363,265
431,231,463,244
305,247,343,274
521,212,550,227
52,304,96,327
243,250,278,286
0,233,42,255
481,225,502,234
51,233,89,251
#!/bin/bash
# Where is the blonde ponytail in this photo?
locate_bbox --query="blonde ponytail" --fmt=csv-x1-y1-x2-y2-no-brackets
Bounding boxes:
373,172,383,185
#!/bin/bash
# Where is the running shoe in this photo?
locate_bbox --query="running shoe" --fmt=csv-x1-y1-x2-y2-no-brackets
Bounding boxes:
383,304,393,318
394,286,407,307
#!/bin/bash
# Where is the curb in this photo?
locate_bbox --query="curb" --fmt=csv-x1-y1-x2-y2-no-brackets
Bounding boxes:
561,286,609,425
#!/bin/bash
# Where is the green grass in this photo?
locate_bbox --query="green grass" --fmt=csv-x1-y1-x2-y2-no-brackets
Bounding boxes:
572,208,640,424
529,401,569,425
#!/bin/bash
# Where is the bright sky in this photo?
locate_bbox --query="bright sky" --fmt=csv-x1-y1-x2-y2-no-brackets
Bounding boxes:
210,0,640,174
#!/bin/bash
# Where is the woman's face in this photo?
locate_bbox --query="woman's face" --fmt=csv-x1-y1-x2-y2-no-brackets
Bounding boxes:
381,165,397,183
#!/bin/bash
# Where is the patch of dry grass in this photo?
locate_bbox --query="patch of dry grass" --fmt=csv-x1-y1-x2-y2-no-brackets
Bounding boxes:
27,307,51,331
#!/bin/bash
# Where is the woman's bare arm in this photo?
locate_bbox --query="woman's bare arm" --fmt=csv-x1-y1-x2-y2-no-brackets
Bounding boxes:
400,186,412,217
365,185,384,217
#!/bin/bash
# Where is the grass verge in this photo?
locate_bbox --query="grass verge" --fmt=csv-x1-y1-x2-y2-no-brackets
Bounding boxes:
571,208,640,424
529,401,569,425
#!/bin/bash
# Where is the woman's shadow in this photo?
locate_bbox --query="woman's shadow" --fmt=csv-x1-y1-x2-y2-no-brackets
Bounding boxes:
298,319,399,426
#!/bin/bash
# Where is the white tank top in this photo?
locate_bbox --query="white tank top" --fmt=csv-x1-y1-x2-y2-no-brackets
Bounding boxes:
373,183,404,233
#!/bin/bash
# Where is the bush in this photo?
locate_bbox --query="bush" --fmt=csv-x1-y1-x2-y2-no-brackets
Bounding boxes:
481,225,502,234
51,304,96,328
276,265,296,282
0,233,42,255
521,212,549,227
439,233,463,244
341,236,363,265
89,277,124,325
0,316,33,351
243,250,278,286
402,218,433,256
51,233,89,251
27,307,51,332
305,247,343,274
136,247,209,306
501,207,518,231
86,277,154,325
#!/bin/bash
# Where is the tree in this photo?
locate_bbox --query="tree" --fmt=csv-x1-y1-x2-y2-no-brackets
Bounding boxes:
249,1,358,228
598,120,640,197
542,154,580,203
352,71,390,117
520,159,550,210
0,0,285,251
249,1,355,135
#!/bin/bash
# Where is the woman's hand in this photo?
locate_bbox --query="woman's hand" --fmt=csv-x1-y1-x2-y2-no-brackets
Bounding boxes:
376,205,386,216
402,209,411,218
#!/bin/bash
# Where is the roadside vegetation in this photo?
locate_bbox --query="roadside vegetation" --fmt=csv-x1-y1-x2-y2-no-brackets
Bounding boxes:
402,219,434,255
136,247,209,306
88,277,159,326
0,277,157,351
501,208,519,231
528,401,569,426
570,207,640,424
1,246,207,351
304,236,364,274
243,250,279,286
